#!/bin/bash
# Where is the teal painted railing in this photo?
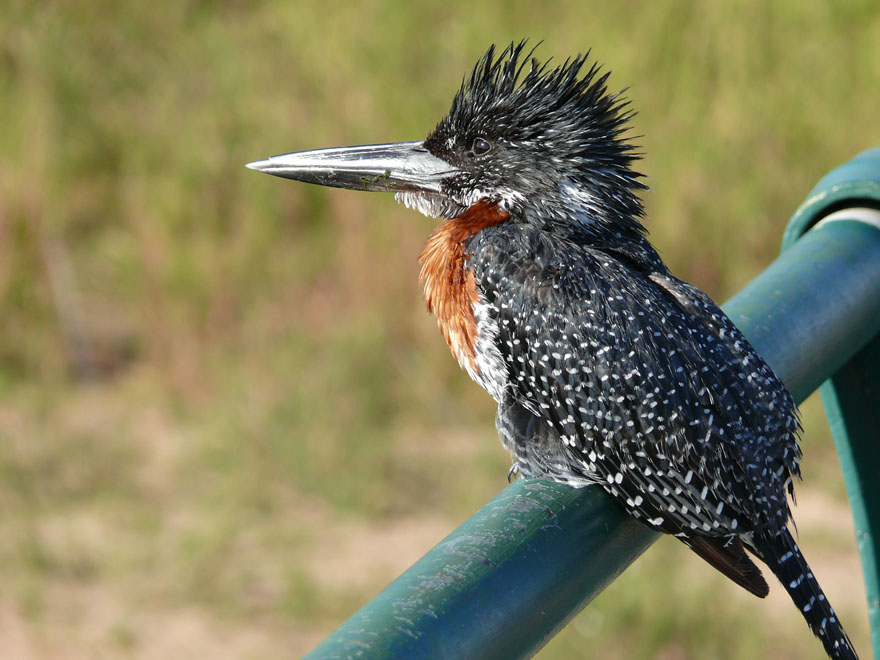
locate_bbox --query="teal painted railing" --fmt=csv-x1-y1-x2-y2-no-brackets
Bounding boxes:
303,150,880,660
781,148,880,659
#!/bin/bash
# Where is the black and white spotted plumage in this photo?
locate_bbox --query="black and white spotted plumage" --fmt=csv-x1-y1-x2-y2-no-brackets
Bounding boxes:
473,222,802,539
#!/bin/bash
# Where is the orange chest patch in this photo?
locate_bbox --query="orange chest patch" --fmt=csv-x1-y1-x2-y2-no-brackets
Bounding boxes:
418,201,510,371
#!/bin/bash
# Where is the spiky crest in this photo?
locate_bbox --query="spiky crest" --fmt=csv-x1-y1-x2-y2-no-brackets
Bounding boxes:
419,42,648,247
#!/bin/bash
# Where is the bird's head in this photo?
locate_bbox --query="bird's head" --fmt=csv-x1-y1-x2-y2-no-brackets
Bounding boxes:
248,42,647,243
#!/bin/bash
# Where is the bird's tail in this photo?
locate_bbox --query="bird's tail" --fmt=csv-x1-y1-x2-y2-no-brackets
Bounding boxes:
753,528,858,660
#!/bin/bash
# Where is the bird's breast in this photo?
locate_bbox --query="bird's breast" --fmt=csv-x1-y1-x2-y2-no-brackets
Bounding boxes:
418,200,509,396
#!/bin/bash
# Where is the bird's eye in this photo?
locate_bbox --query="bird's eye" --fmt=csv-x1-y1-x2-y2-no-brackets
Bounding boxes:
472,137,491,156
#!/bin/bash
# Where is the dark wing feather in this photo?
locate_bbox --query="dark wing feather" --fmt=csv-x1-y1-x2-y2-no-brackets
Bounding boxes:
683,535,769,597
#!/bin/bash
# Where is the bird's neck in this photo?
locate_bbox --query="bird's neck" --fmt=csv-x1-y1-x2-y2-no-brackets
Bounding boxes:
521,187,666,274
418,200,510,372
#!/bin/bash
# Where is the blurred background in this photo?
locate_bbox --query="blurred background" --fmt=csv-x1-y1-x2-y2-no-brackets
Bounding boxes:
1,1,876,658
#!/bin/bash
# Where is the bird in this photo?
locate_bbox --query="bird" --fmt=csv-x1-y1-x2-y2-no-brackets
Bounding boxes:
247,42,859,660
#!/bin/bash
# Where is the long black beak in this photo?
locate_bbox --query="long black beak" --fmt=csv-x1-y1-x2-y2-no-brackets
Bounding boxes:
246,141,459,193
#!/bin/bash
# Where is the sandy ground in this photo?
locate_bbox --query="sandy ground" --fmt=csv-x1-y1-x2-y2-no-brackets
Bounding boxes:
0,482,868,659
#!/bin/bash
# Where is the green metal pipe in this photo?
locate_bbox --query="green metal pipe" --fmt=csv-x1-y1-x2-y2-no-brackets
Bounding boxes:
304,157,880,660
820,344,880,659
723,216,880,404
779,147,880,659
305,481,657,660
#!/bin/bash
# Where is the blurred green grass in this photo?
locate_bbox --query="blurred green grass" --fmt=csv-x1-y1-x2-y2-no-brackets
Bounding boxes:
0,1,875,658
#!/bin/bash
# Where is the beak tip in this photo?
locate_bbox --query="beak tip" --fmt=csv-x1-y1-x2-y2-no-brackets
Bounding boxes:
245,159,269,172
